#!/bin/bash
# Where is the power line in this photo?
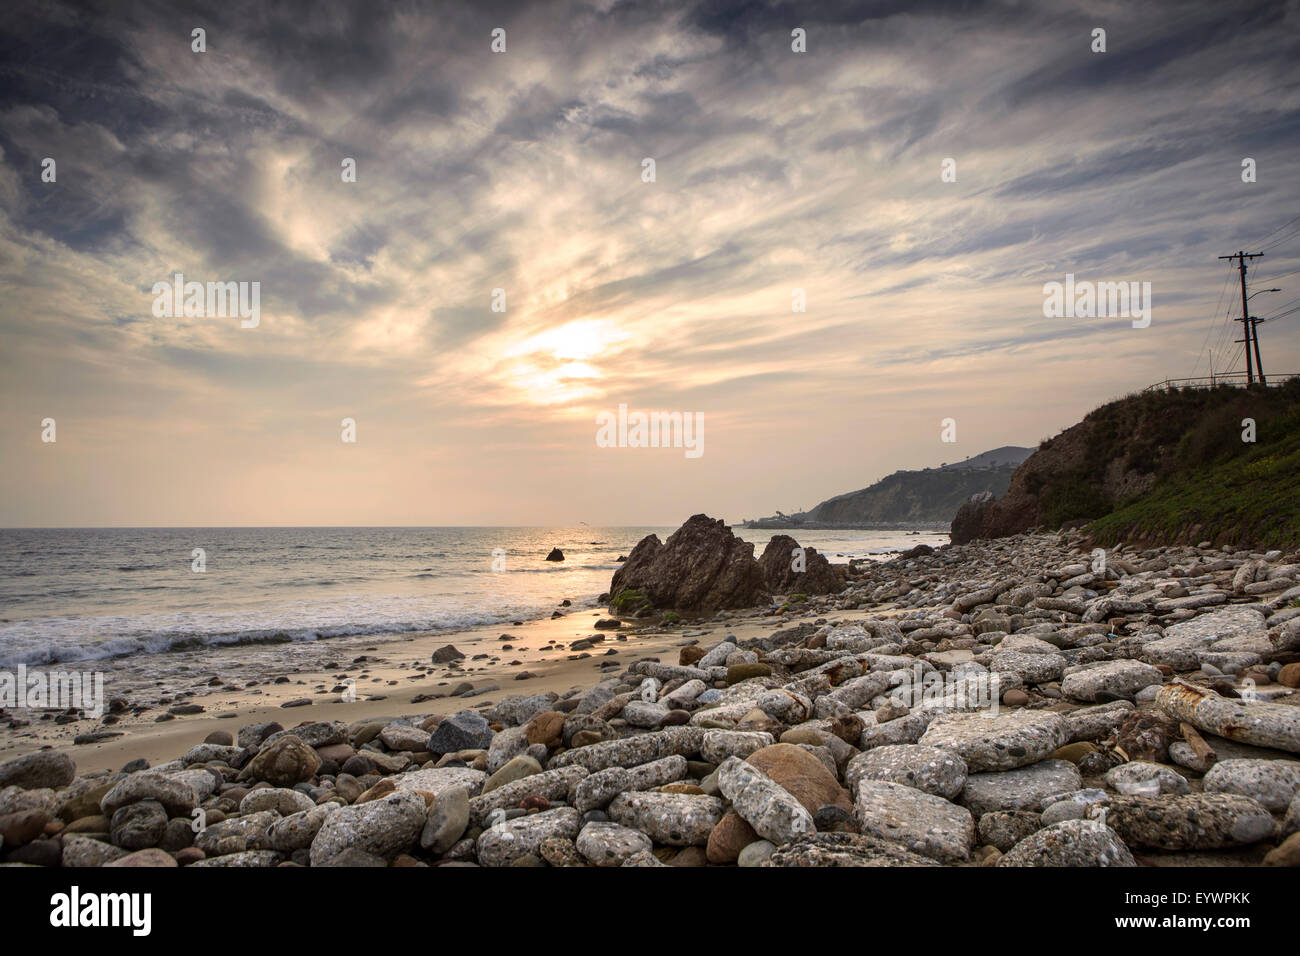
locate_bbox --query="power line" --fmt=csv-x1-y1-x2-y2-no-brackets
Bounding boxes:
1191,262,1236,378
1251,213,1300,248
1252,266,1300,286
1260,228,1300,253
1219,250,1267,384
1262,294,1300,316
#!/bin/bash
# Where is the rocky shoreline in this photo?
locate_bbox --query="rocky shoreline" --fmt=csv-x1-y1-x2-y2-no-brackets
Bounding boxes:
2,528,1299,868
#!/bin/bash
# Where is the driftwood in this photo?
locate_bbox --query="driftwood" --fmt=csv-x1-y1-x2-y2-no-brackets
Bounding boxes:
1177,722,1218,769
1156,680,1300,755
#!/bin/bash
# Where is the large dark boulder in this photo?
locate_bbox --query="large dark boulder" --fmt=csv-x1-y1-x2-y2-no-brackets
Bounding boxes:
950,491,996,545
758,535,845,595
609,514,770,614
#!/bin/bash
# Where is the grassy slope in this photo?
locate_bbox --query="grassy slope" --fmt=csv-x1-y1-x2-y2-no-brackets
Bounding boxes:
1088,388,1300,549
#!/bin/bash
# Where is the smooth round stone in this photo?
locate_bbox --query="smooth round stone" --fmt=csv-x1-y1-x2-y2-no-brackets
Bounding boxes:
737,839,776,867
1103,761,1190,796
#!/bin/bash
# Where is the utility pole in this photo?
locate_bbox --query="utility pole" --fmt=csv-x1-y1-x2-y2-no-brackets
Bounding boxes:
1219,250,1264,384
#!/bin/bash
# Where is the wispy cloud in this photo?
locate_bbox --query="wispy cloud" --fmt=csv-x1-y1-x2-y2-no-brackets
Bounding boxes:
1,0,1298,526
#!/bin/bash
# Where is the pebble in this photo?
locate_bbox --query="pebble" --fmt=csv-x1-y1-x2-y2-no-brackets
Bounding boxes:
10,529,1299,871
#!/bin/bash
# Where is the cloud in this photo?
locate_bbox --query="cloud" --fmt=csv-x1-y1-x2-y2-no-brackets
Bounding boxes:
0,0,1298,526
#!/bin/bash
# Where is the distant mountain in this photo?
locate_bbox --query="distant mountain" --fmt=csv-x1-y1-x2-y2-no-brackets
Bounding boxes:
742,446,1033,529
939,446,1036,470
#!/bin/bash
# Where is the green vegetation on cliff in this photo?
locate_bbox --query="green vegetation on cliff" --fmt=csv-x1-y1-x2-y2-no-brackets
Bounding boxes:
1089,384,1300,548
963,379,1300,549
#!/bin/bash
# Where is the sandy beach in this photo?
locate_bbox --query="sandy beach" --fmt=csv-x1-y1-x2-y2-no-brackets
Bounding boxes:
0,593,884,777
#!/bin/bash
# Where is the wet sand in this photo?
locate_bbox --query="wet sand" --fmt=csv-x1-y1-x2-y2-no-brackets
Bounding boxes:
0,599,882,776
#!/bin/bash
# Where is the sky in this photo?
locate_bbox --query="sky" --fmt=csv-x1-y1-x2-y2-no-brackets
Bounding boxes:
1,0,1298,528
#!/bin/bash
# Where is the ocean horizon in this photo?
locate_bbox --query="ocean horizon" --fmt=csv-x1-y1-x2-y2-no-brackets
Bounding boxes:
0,525,948,668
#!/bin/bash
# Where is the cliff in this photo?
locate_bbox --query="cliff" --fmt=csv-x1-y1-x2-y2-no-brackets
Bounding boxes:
952,380,1300,549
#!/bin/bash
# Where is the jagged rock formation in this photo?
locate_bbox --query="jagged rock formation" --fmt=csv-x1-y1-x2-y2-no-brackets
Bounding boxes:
609,515,770,614
757,535,845,595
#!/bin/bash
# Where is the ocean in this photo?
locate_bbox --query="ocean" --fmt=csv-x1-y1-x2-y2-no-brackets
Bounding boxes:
0,525,947,668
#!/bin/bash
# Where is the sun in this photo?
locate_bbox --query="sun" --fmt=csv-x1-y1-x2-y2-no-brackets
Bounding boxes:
508,319,627,362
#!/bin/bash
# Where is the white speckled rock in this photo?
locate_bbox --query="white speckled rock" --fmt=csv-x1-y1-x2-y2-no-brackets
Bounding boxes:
1144,607,1267,670
859,712,933,750
960,760,1083,816
570,755,688,811
919,711,1069,771
468,765,588,825
386,766,487,798
549,734,660,772
308,790,427,865
621,700,670,728
845,744,968,800
608,791,724,846
715,756,815,845
477,807,582,866
575,821,652,866
194,810,279,854
101,771,200,817
240,787,315,816
1097,792,1275,850
379,723,432,753
266,804,339,851
1203,758,1300,812
986,650,1066,684
852,779,975,862
168,768,219,802
1061,660,1164,702
701,730,775,763
998,819,1135,866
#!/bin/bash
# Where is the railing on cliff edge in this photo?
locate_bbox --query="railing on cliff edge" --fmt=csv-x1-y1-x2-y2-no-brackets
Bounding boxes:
1143,372,1299,392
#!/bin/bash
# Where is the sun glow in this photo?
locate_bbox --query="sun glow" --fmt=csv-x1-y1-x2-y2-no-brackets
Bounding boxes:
507,318,628,362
